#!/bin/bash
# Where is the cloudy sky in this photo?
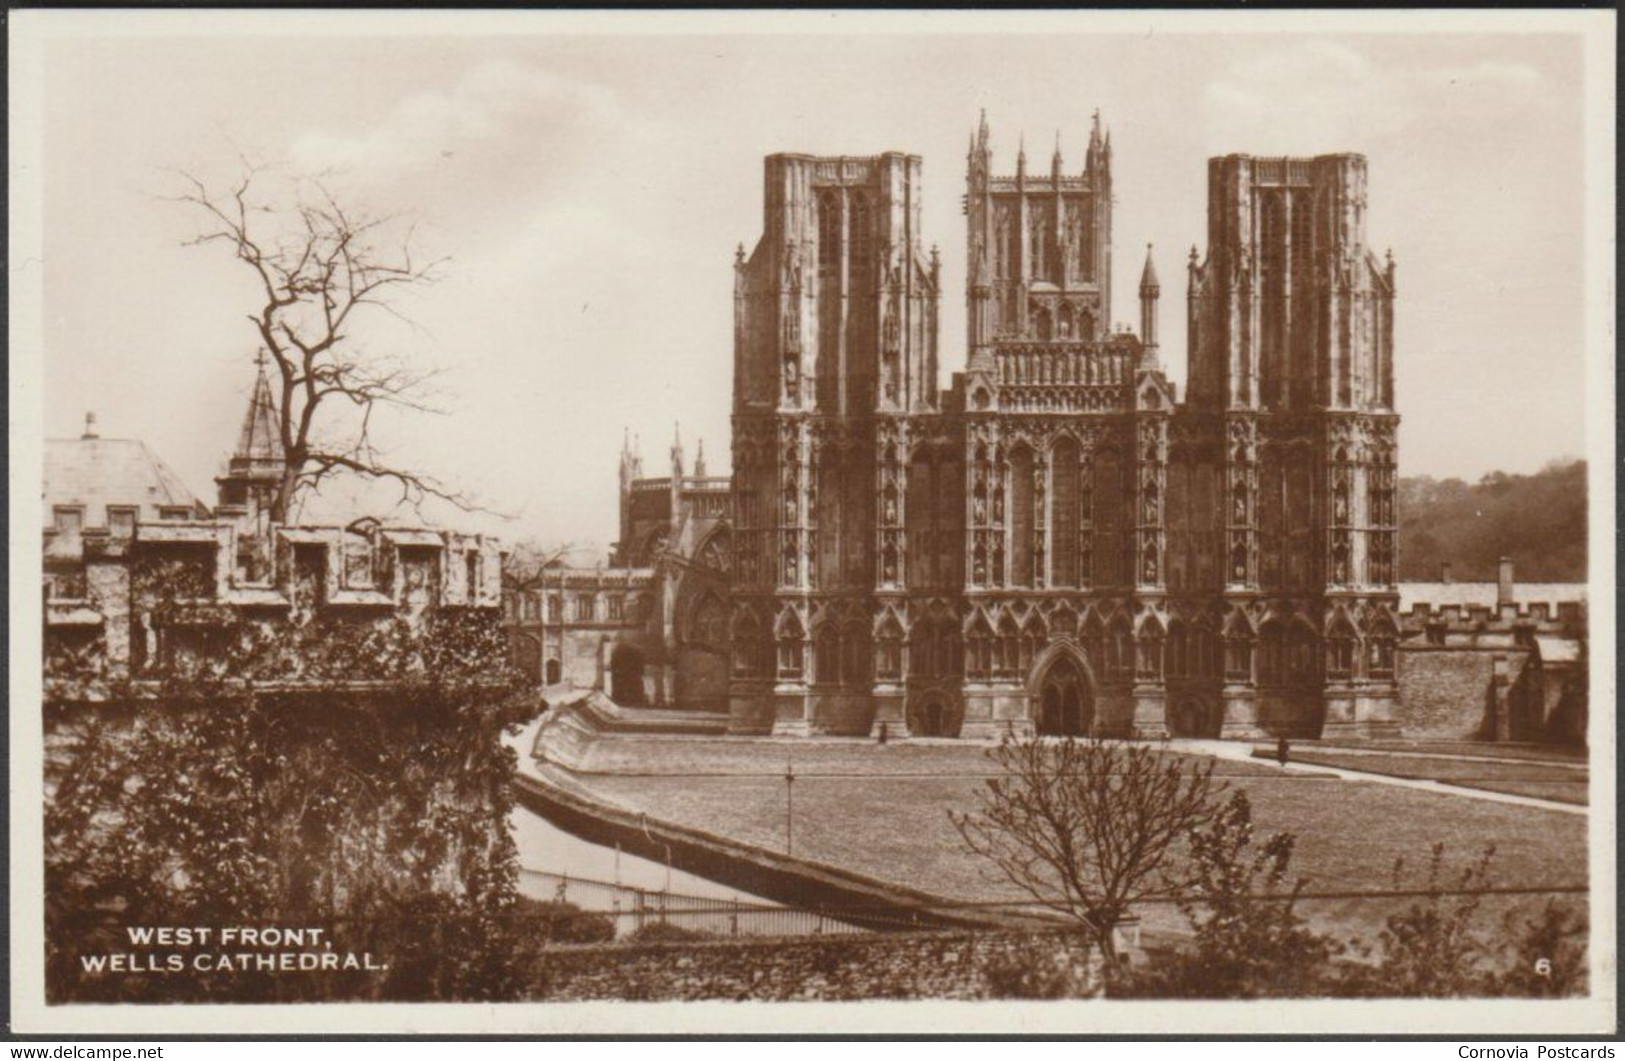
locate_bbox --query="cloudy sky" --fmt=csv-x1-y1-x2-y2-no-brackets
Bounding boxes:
27,14,1599,556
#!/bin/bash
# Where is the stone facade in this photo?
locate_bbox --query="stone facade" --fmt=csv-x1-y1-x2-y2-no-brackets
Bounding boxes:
1395,561,1587,744
727,114,1401,740
44,361,504,696
504,434,732,709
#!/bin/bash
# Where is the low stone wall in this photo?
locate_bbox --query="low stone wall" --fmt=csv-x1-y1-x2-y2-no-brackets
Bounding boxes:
1398,648,1511,739
529,930,1103,1001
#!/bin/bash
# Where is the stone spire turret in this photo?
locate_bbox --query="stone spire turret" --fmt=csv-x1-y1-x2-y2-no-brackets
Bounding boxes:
234,350,284,469
216,350,287,522
1139,244,1161,368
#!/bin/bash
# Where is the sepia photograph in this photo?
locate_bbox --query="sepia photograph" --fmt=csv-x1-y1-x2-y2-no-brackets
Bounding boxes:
7,8,1616,1037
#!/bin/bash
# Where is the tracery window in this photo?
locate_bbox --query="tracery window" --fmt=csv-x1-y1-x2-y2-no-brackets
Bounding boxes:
995,616,1020,679
966,617,994,680
777,612,806,680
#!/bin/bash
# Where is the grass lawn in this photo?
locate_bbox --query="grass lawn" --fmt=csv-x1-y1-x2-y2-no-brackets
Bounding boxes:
1447,779,1589,806
1261,749,1589,807
563,734,1291,779
1295,740,1587,765
571,738,1587,941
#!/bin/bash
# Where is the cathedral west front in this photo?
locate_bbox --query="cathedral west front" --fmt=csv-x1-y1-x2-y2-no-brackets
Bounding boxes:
516,110,1403,742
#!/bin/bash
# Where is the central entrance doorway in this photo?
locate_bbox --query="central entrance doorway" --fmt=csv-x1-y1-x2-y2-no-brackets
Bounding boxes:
1035,654,1094,736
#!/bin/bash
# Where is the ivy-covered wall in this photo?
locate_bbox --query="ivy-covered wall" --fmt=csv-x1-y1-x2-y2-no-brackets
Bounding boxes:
44,605,538,1003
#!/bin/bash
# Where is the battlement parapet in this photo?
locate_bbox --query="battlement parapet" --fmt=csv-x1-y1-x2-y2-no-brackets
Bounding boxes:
45,519,501,613
1397,598,1587,633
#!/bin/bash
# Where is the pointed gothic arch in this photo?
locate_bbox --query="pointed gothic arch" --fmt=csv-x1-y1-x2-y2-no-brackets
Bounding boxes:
1136,613,1166,681
812,622,842,687
1080,609,1106,679
684,590,729,650
1050,434,1083,587
775,608,806,680
966,612,995,679
732,607,768,678
875,610,905,682
694,526,732,575
1008,443,1036,588
1106,611,1134,682
1020,611,1047,673
1364,608,1400,680
1029,642,1097,737
842,619,873,690
1166,618,1191,680
1325,608,1359,682
1049,602,1080,641
1034,305,1054,342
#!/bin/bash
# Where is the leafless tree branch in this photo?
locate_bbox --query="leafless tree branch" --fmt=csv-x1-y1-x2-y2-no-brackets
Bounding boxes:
951,734,1223,967
170,163,470,522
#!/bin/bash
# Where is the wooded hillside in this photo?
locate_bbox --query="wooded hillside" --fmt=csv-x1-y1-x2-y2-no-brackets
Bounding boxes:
1398,460,1586,581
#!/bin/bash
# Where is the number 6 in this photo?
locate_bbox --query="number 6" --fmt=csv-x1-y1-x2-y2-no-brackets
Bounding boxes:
1535,958,1553,977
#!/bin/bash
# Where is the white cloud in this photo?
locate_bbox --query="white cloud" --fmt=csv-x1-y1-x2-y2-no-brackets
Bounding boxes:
1200,40,1545,156
287,59,627,211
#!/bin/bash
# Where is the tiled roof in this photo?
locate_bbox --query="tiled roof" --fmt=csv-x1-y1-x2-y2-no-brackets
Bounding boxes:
44,436,209,529
1398,581,1587,610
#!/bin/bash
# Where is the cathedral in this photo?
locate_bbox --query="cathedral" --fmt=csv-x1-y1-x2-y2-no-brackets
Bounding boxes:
726,111,1400,741
512,110,1403,742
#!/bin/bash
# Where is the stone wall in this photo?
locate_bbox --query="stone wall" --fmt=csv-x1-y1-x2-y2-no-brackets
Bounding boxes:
1397,648,1514,740
530,930,1102,1001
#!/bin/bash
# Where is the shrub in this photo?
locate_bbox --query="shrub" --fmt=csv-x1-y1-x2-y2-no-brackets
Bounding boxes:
980,936,1096,999
518,897,616,945
1113,790,1335,998
1353,843,1498,997
1487,900,1588,998
625,920,711,945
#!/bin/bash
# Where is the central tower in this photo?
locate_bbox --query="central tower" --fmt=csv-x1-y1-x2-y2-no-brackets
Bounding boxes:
966,110,1113,363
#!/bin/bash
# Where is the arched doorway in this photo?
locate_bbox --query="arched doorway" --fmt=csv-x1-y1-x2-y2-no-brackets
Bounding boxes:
609,644,646,705
544,658,562,685
912,694,955,738
1034,653,1094,736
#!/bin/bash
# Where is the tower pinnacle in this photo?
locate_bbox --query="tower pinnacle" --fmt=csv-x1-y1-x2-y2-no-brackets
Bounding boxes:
215,349,287,523
1139,244,1161,366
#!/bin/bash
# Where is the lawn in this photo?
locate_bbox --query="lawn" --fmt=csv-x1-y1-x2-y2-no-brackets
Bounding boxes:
1257,749,1589,806
1447,779,1589,806
571,738,1587,941
560,734,1290,779
1295,740,1587,765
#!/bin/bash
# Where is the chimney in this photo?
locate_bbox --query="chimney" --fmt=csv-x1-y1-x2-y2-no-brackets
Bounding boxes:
1497,557,1515,608
1439,562,1452,584
82,411,98,440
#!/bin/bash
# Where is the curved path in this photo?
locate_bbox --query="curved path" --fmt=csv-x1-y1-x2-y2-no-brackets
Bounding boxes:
1172,739,1587,817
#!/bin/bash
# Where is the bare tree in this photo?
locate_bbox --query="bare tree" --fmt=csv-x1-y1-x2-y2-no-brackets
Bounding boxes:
951,735,1221,966
172,163,466,522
